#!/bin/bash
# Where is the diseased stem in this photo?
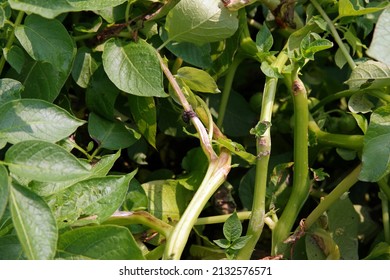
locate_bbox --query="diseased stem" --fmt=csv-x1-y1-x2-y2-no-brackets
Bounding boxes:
236,51,289,260
310,0,356,70
272,74,310,256
304,164,361,229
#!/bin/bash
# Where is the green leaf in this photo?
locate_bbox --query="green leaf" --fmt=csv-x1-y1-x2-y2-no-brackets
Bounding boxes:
359,104,390,182
66,0,127,10
9,0,76,19
71,47,99,89
230,235,252,250
0,6,5,28
223,211,242,242
256,24,273,53
348,92,374,114
0,78,23,105
215,137,256,165
3,45,25,74
160,30,212,68
178,147,208,191
102,39,167,97
305,227,340,260
86,66,119,120
88,112,140,150
213,238,231,249
142,179,193,223
367,7,390,66
5,140,91,182
260,61,283,78
15,14,75,74
0,165,9,220
49,171,136,227
176,67,220,93
300,33,333,60
165,0,238,45
0,235,24,260
9,183,57,260
338,0,388,19
15,60,65,102
345,60,390,90
124,179,148,211
364,242,390,260
327,196,359,259
57,225,144,260
30,151,121,197
128,95,157,148
0,99,85,144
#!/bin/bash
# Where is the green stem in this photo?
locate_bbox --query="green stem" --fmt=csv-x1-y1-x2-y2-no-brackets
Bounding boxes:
217,55,244,128
308,118,364,151
195,211,251,225
272,75,310,256
310,0,356,70
0,11,25,75
103,211,172,237
310,89,358,113
236,51,289,260
378,177,390,201
73,33,97,42
163,149,231,259
304,164,361,229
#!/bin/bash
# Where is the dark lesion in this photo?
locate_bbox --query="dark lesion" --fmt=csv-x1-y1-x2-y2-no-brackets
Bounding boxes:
182,109,197,124
272,0,297,29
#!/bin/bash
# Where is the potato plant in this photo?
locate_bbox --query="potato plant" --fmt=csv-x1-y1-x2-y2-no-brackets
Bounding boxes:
0,0,390,260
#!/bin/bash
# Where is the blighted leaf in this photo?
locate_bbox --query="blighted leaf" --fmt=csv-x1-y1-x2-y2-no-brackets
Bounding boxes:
88,112,140,150
9,183,57,260
305,227,340,260
128,96,157,148
359,104,390,182
367,8,390,66
345,60,390,90
15,14,75,74
0,165,8,220
165,0,238,45
0,79,23,105
103,39,166,97
0,99,85,144
49,172,135,228
5,140,91,182
176,67,220,93
57,225,144,260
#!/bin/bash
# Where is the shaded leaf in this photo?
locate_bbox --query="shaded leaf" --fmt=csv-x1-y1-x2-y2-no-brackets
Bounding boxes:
165,0,238,45
359,104,390,181
71,47,99,88
9,183,57,260
0,99,85,144
176,67,220,93
103,39,166,97
88,112,140,150
0,235,24,260
5,140,91,182
128,95,157,148
0,78,23,105
57,225,144,260
3,45,25,74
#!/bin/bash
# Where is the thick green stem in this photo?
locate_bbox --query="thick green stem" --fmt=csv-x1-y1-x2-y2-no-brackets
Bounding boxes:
236,52,288,260
0,11,24,75
272,75,310,256
217,55,244,128
163,149,231,259
304,164,361,229
310,0,356,70
195,211,251,225
308,118,364,151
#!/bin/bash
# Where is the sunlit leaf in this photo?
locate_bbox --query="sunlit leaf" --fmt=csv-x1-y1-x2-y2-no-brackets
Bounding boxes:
367,7,390,66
